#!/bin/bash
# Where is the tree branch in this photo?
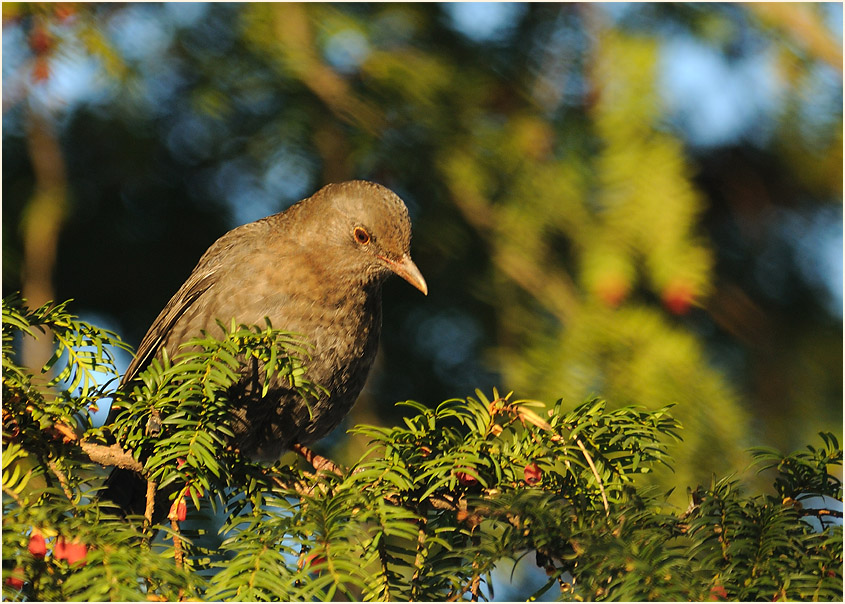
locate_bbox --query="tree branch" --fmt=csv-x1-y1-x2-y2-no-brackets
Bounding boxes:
410,516,428,601
79,441,144,473
443,176,580,324
21,107,68,372
800,507,843,519
747,2,843,73
170,518,184,569
271,3,384,134
3,485,25,506
47,458,74,501
36,418,145,473
145,479,158,527
574,436,610,515
291,443,342,474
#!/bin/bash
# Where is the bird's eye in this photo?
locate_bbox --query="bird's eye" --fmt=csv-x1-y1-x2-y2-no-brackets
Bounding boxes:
353,227,371,245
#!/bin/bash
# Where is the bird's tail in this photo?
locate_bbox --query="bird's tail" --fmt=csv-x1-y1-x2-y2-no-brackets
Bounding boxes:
102,467,148,517
102,467,176,525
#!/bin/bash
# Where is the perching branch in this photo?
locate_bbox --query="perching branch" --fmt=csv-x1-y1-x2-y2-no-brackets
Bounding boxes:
39,419,145,473
291,443,342,475
79,441,144,473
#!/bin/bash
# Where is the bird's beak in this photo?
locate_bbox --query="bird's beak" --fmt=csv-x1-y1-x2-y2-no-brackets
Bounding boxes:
380,253,428,295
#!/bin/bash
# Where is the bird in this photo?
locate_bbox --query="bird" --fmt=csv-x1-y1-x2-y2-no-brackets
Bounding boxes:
104,180,427,516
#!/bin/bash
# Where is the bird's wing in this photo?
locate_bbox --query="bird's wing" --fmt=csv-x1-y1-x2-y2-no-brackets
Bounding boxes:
120,218,277,387
121,266,219,386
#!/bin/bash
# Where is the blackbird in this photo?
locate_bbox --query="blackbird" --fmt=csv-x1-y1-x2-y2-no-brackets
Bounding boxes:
104,180,427,515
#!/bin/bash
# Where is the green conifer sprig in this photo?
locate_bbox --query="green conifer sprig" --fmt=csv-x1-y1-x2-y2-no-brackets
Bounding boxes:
2,295,841,601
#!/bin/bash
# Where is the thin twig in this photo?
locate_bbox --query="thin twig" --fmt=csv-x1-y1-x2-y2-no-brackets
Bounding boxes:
574,436,609,515
410,516,428,601
269,457,463,515
170,518,184,569
47,459,74,501
445,180,579,323
383,490,461,514
469,553,482,602
3,485,25,506
145,479,158,527
291,443,343,474
272,3,384,134
800,508,843,519
446,558,483,603
376,530,392,602
746,2,843,71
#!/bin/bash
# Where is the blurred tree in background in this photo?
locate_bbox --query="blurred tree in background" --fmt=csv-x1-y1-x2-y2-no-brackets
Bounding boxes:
2,0,841,518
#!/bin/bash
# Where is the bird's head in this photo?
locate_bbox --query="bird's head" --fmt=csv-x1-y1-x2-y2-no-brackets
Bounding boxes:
312,180,428,296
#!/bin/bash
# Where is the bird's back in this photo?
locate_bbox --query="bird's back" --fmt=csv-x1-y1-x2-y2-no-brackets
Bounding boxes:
104,180,425,517
117,205,385,458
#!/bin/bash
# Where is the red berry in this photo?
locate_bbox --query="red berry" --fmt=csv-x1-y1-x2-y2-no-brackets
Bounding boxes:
53,3,76,21
596,276,629,308
5,568,25,589
28,530,47,558
662,280,695,315
29,25,51,54
304,553,326,570
455,469,478,486
32,57,50,83
709,585,728,601
176,457,187,469
170,498,187,522
54,537,87,566
523,462,542,485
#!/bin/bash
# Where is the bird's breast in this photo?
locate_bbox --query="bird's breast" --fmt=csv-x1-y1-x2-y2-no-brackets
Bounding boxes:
225,282,383,460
